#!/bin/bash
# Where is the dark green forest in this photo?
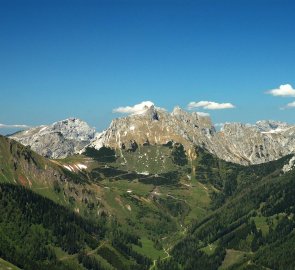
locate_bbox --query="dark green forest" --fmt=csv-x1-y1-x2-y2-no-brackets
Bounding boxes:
0,184,151,270
155,151,295,270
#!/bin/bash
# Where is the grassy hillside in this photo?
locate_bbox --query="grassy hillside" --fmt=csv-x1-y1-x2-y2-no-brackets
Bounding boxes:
1,136,294,269
0,138,213,268
0,258,21,270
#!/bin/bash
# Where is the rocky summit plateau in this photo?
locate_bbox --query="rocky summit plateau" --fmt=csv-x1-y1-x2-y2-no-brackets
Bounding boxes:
9,106,295,165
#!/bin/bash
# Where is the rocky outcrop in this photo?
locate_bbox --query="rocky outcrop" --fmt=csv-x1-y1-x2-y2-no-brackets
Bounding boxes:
282,156,295,173
9,118,95,159
88,105,215,160
88,105,295,165
211,122,295,164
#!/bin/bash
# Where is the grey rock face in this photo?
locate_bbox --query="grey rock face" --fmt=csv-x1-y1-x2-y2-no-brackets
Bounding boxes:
212,122,295,164
88,106,215,160
89,107,295,165
9,118,95,159
282,156,295,173
255,120,290,132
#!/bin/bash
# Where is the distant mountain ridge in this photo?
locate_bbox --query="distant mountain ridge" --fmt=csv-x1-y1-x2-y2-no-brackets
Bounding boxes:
9,107,295,164
9,118,95,159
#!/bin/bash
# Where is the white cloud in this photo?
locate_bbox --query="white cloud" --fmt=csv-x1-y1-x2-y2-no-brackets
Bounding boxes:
214,123,225,127
0,123,30,129
113,101,166,115
188,101,235,110
113,101,154,115
285,101,295,108
196,112,210,117
266,84,295,97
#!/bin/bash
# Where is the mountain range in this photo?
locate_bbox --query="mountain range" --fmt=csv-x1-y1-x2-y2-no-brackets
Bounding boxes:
9,105,295,165
1,106,295,270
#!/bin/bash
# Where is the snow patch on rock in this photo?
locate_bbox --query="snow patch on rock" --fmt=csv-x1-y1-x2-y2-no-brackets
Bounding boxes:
63,165,73,172
77,163,87,170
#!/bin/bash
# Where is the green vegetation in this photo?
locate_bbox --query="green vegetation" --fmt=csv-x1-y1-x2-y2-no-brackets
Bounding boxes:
0,258,21,270
0,183,101,269
171,143,188,166
219,249,247,269
132,238,166,260
84,147,117,163
156,153,295,269
1,136,295,270
116,144,189,174
0,184,152,270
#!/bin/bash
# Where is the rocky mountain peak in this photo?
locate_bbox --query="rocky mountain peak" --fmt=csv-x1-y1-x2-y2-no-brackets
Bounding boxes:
50,118,96,141
88,110,295,165
221,122,255,134
88,107,217,161
255,120,290,132
171,106,185,115
9,118,95,159
172,106,213,127
143,105,160,121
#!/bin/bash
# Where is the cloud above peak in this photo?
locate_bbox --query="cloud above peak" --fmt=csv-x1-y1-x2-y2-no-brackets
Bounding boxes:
187,101,235,110
266,84,295,110
0,123,30,129
113,101,157,115
266,84,295,97
285,101,295,108
196,111,210,117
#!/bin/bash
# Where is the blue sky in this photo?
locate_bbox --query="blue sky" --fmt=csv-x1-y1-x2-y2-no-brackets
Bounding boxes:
0,0,295,134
